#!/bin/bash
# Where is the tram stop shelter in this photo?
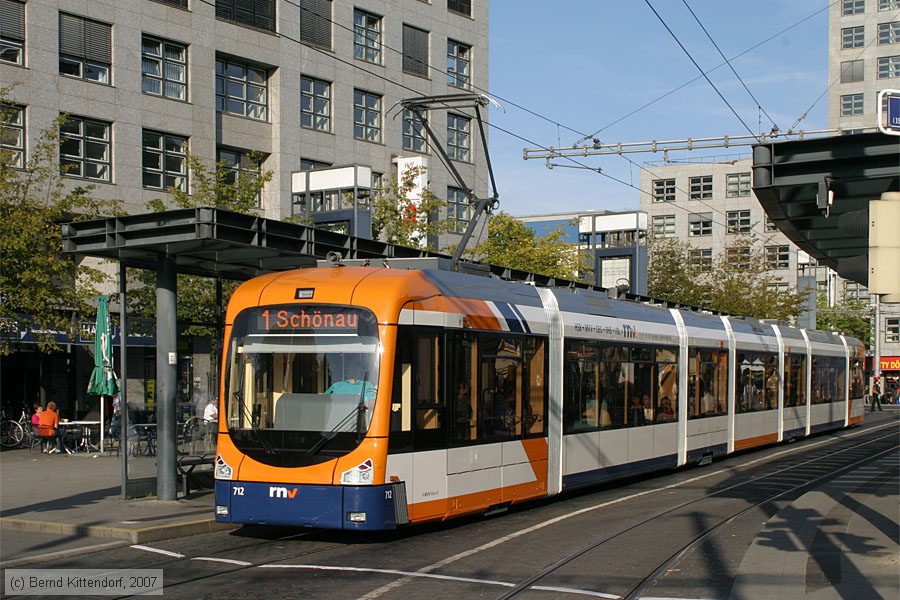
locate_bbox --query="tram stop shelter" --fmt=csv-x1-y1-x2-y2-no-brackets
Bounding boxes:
751,131,899,287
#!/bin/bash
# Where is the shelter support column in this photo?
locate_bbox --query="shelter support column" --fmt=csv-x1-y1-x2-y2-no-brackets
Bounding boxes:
156,256,177,501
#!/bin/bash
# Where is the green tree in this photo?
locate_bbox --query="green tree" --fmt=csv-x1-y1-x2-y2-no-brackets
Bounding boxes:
470,212,589,281
816,292,871,344
0,99,121,354
129,152,272,336
647,235,806,321
371,165,449,250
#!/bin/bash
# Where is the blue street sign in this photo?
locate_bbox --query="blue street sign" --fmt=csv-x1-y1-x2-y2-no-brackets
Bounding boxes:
889,96,900,130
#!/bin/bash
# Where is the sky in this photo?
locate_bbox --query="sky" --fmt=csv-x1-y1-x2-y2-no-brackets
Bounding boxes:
485,0,833,216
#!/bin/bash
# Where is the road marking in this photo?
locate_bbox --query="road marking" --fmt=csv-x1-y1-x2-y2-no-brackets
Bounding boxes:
531,585,620,598
358,421,897,599
130,544,185,558
261,563,616,597
192,557,252,566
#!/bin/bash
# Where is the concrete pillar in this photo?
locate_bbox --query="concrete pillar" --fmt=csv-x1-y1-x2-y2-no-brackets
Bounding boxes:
119,263,129,499
156,256,177,501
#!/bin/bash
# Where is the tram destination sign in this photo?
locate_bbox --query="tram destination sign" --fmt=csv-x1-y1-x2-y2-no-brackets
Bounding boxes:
246,305,376,336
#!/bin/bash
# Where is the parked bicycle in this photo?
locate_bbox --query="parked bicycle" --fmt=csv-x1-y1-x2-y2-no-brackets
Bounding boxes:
0,410,24,448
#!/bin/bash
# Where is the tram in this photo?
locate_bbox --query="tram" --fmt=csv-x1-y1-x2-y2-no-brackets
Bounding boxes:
214,265,865,530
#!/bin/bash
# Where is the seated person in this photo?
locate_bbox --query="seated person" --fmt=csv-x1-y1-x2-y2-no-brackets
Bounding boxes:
629,396,646,426
37,401,64,453
31,403,42,435
656,397,675,422
325,377,376,401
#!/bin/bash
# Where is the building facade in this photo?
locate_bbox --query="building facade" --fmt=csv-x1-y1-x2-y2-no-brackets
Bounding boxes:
0,0,489,416
518,210,649,295
828,0,900,131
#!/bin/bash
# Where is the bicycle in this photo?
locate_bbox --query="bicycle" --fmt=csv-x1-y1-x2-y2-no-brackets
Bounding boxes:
0,411,24,448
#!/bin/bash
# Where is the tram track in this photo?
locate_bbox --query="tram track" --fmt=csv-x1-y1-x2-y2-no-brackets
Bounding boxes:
496,426,899,600
44,419,891,600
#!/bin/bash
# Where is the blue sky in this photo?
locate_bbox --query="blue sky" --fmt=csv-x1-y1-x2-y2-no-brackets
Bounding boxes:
486,0,832,216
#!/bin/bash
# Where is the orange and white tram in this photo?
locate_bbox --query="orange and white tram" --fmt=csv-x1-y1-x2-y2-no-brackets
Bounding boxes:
214,266,865,530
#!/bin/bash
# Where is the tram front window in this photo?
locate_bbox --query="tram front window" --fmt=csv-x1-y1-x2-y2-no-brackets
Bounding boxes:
225,305,380,466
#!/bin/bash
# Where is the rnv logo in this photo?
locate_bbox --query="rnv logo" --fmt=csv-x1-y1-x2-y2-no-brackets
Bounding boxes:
269,486,299,499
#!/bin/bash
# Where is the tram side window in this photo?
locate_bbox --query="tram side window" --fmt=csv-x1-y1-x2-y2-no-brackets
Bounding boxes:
812,355,845,404
479,335,524,441
783,353,807,407
835,356,847,402
524,337,547,436
389,327,445,452
737,352,777,413
687,348,727,419
565,340,600,432
656,347,678,423
850,356,864,399
448,331,478,442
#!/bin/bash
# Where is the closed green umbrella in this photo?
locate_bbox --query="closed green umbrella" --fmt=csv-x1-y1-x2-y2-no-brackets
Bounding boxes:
86,295,119,452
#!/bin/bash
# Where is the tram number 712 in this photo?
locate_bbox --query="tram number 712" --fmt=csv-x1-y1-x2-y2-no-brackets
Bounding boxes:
233,486,245,496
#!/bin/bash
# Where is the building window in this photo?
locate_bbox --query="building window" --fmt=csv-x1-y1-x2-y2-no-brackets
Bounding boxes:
880,0,900,11
152,0,188,7
1,103,24,168
688,213,712,237
878,55,900,78
690,248,712,272
217,147,264,206
353,9,381,63
689,175,712,200
841,59,865,83
216,58,268,121
447,39,471,89
878,21,900,44
300,75,330,131
402,108,428,153
402,24,429,77
447,113,470,161
726,172,751,197
652,214,675,238
842,26,865,48
885,318,900,343
353,89,381,143
766,245,790,269
845,281,870,302
448,0,471,17
765,216,778,232
215,0,275,31
842,0,864,15
299,158,331,171
142,130,187,191
59,115,111,182
767,282,789,294
653,178,676,202
299,0,331,49
727,246,751,270
141,36,187,101
58,13,111,84
841,93,864,116
0,0,25,65
727,210,751,234
447,186,470,234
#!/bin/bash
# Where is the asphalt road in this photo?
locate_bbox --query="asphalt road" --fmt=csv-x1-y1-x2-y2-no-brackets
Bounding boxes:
4,413,897,600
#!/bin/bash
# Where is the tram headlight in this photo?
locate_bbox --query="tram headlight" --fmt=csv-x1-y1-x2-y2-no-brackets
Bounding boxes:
348,512,367,523
216,505,229,516
340,458,374,485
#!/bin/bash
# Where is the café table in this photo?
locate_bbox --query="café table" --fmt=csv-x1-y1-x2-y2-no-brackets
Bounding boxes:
131,423,157,456
60,420,101,453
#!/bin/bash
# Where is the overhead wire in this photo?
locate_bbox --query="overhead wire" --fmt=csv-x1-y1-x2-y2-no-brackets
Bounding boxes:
643,0,760,141
681,0,780,131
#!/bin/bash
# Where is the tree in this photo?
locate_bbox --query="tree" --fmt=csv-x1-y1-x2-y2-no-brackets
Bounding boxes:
128,152,272,337
470,212,589,281
647,235,806,321
816,292,871,344
0,97,121,354
370,165,449,250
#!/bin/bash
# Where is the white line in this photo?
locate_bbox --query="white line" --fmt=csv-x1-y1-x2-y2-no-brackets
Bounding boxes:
358,420,896,599
260,564,513,587
531,585,621,598
191,557,252,566
130,544,185,558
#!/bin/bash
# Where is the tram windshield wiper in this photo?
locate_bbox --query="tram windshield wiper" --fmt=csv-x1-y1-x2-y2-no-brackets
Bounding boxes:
307,372,370,456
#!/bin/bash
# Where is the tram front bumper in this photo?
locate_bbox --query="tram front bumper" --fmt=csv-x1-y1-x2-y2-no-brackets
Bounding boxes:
215,480,406,530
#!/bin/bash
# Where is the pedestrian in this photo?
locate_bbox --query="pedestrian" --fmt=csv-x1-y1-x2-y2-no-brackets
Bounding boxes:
864,384,870,406
110,392,122,439
871,381,882,412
